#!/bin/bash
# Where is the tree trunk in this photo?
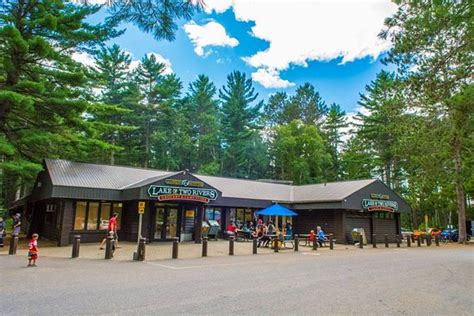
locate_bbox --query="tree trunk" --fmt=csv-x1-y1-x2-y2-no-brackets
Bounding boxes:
453,137,466,243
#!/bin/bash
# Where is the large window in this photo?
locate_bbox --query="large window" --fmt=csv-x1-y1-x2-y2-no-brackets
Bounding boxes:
87,202,99,230
74,201,123,231
74,202,87,230
205,207,222,225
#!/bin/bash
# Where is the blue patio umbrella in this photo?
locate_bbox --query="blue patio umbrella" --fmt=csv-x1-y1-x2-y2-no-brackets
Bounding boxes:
256,204,298,216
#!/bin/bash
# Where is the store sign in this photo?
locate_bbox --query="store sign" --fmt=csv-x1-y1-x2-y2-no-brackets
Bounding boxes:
370,193,389,200
164,179,204,187
148,185,218,203
362,199,398,212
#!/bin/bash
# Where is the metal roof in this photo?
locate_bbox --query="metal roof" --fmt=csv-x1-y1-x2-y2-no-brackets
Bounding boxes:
44,159,379,203
292,179,377,202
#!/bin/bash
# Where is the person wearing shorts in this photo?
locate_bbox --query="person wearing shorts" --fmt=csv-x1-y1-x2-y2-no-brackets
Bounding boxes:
99,213,119,249
28,233,39,267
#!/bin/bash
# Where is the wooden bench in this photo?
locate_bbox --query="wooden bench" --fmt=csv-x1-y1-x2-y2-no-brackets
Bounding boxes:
235,230,252,242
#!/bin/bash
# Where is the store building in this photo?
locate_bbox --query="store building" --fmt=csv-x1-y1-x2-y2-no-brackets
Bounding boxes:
15,159,411,246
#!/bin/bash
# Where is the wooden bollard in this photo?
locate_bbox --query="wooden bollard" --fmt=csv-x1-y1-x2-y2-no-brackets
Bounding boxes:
229,236,234,256
313,237,318,251
274,236,279,253
294,235,299,252
71,235,81,258
407,236,411,247
172,237,179,259
137,237,146,261
372,234,377,248
427,235,431,247
253,238,257,254
202,237,208,257
359,234,363,249
396,235,401,248
384,234,389,248
105,236,114,259
421,236,425,244
435,235,439,246
329,234,334,250
417,236,421,247
8,235,18,255
411,234,415,243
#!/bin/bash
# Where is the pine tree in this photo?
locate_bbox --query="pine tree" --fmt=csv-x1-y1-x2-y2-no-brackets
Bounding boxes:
0,0,119,206
184,75,221,174
219,71,263,178
323,103,348,181
91,44,135,165
356,71,404,188
282,83,327,126
382,0,473,241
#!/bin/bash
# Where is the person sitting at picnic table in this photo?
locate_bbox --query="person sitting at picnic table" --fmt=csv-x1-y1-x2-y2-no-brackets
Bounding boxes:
316,226,326,247
262,221,275,247
227,221,237,238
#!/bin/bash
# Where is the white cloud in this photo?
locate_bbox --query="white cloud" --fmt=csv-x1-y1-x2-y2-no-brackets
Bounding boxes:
71,51,96,68
205,0,397,89
251,68,295,89
184,21,239,57
201,0,233,13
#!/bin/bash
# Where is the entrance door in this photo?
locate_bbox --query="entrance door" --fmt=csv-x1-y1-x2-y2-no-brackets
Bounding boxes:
154,206,178,240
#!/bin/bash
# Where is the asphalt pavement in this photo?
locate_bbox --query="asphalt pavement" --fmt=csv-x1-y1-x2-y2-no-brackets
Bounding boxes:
0,245,473,315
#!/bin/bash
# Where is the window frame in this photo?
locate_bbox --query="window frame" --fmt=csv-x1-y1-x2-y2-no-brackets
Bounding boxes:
73,200,123,232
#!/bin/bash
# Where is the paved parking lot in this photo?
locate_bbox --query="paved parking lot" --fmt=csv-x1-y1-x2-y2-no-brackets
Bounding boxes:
1,241,473,315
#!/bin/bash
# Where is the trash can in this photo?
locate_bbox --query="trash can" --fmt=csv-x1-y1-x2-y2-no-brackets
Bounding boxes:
351,228,367,245
207,220,220,240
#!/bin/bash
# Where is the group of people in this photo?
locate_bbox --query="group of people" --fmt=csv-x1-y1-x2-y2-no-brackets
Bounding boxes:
310,226,327,246
226,219,293,247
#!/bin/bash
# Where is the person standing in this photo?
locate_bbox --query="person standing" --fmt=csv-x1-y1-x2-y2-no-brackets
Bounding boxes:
27,233,39,267
286,221,293,238
99,213,119,249
0,217,5,247
12,213,21,236
316,226,326,247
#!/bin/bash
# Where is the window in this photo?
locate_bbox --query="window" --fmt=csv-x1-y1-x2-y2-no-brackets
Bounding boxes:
45,203,57,225
74,202,87,230
87,202,99,230
205,207,222,225
74,201,123,231
99,203,111,230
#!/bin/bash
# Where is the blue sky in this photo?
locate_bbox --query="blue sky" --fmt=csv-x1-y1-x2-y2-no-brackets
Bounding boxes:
84,1,398,114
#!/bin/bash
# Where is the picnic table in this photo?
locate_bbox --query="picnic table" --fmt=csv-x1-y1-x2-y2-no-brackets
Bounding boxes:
298,234,335,247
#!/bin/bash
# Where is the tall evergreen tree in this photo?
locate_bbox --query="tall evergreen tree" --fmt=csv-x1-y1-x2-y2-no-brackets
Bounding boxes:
381,0,473,241
282,83,327,125
323,103,348,181
92,44,135,165
219,71,263,178
356,71,404,188
0,0,119,207
184,75,221,174
134,54,169,168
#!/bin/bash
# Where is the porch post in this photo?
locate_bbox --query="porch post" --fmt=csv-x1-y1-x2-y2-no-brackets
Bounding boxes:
194,205,204,243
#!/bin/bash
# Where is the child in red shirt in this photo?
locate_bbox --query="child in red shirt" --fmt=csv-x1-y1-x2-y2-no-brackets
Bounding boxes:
28,233,39,267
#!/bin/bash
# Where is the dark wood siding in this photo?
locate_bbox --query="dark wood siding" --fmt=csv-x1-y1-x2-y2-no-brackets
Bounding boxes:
293,210,340,240
373,218,398,242
345,214,372,243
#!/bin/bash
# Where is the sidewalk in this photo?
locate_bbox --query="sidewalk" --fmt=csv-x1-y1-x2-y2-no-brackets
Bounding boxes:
1,237,471,262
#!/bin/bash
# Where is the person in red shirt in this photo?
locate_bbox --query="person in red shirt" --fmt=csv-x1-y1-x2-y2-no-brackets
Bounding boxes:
226,221,237,237
27,233,39,267
99,213,119,249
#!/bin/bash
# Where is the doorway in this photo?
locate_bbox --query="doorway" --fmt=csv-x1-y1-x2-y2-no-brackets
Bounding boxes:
154,205,178,240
